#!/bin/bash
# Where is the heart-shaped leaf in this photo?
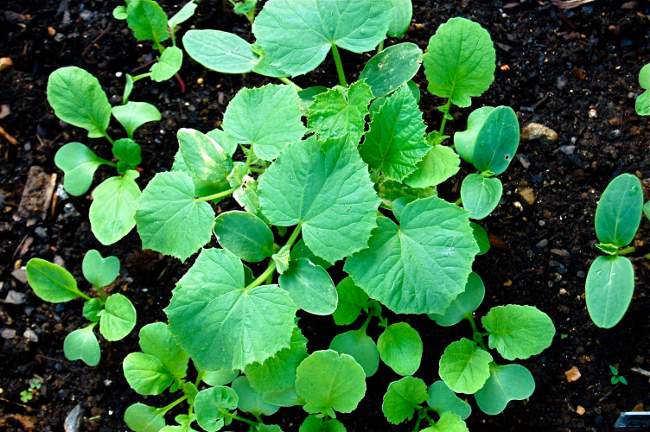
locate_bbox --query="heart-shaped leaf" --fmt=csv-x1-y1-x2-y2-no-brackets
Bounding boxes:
460,174,503,220
112,102,161,137
474,364,535,415
54,142,109,196
99,293,137,341
90,171,141,245
63,324,100,366
151,46,183,82
82,249,120,287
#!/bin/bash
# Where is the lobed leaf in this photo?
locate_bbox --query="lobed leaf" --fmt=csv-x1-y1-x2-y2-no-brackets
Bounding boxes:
381,376,428,425
586,255,635,329
329,329,380,377
82,249,120,287
439,338,493,394
194,386,238,432
460,174,503,220
300,416,346,432
429,272,485,327
112,138,142,172
214,211,274,263
138,322,189,380
112,101,161,137
89,171,141,245
279,259,338,315
595,173,644,247
474,364,535,415
54,142,109,196
422,412,469,432
377,322,422,376
63,325,100,366
25,258,82,303
359,43,422,97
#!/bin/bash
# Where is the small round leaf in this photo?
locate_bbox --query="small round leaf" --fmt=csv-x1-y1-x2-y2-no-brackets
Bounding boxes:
381,376,428,425
439,338,493,394
99,293,137,341
329,330,380,377
279,259,338,316
474,364,535,415
82,249,120,287
214,211,274,262
377,322,423,376
460,174,503,220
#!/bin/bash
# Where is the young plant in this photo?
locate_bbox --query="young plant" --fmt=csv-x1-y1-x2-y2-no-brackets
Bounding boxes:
609,365,628,386
47,66,161,245
228,0,258,24
25,250,136,366
585,173,646,328
636,63,650,116
113,0,197,93
20,376,44,403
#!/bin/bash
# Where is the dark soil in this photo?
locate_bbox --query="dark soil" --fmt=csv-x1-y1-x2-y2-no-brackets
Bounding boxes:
1,0,650,431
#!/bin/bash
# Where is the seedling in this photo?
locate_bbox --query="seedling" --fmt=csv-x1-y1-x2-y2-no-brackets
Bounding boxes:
25,250,136,366
228,0,258,23
19,376,44,403
585,173,646,329
609,365,628,386
636,63,650,116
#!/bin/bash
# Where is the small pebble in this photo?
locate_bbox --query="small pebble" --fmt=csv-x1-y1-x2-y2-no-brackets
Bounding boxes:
4,289,26,304
559,145,576,155
521,123,559,143
565,366,582,383
536,239,549,248
1,328,16,339
24,329,38,342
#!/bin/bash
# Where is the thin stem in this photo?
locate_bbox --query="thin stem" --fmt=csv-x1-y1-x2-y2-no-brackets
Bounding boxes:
359,313,373,334
132,72,151,82
195,188,235,202
330,44,348,86
249,167,265,174
95,286,108,302
103,132,115,146
77,290,92,301
247,262,276,290
285,223,303,249
412,412,424,432
438,99,452,135
278,76,303,91
223,412,258,427
159,395,187,415
617,246,636,256
465,314,488,350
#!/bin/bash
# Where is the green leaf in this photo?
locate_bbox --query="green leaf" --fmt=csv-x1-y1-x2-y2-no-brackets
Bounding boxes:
636,63,650,116
377,322,422,376
126,0,169,43
454,106,520,175
423,412,469,432
345,197,479,314
123,74,135,103
194,386,238,432
47,66,111,138
206,128,239,157
90,171,141,245
386,0,413,37
332,277,368,326
360,85,428,181
232,376,279,416
113,5,128,20
427,380,471,420
290,239,332,270
99,293,136,341
259,137,380,263
644,201,650,221
112,102,161,137
329,330,380,377
429,272,485,327
63,325,100,366
279,259,338,316
381,376,428,425
112,138,142,172
166,248,297,370
404,144,460,189
135,171,215,261
222,84,306,161
54,142,109,196
253,0,390,77
595,173,644,247
203,369,239,387
471,222,491,255
245,328,308,407
177,128,233,196
124,403,166,432
83,298,103,322
307,81,373,146
296,350,366,417
460,174,503,220
183,30,259,74
82,249,120,287
474,364,535,415
300,416,346,432
169,1,197,28
423,17,495,107
482,305,555,360
214,211,274,263
586,255,635,329
360,43,422,97
25,258,82,303
139,322,189,379
439,338,493,394
151,46,183,82
123,352,173,395
299,86,329,111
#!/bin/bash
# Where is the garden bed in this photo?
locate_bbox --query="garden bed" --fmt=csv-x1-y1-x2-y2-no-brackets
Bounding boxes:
1,0,649,430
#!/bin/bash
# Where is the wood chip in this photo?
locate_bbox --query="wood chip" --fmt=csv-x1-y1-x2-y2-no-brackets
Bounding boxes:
16,166,57,222
565,366,582,382
0,57,13,72
0,125,17,145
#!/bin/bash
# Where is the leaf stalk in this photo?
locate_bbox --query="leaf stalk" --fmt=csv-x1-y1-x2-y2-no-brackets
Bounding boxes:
330,44,348,86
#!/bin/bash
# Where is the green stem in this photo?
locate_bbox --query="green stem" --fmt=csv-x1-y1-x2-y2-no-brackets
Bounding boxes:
195,188,236,202
223,412,258,427
247,262,276,290
249,167,265,174
330,44,348,86
278,76,303,91
95,286,108,302
77,290,92,301
377,40,385,52
285,223,303,249
465,314,488,350
438,99,452,135
103,132,115,146
412,412,424,432
359,313,373,334
132,72,151,82
617,246,636,256
159,395,187,415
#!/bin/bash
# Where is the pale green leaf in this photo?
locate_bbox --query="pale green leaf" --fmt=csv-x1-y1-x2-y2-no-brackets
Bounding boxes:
90,171,141,245
183,29,259,74
126,0,169,43
279,259,338,315
381,376,428,425
329,329,379,377
429,272,484,327
439,338,493,394
112,101,161,137
26,258,82,303
595,173,644,247
460,174,503,220
298,86,329,111
427,381,471,420
206,128,238,157
123,352,173,395
177,128,232,196
586,255,635,329
124,403,166,432
232,376,279,416
359,43,422,97
636,64,650,115
474,364,535,415
150,46,183,82
377,322,422,376
54,142,108,196
113,5,128,20
194,386,238,432
169,1,197,28
290,239,332,270
99,293,136,341
404,144,461,189
423,412,469,432
644,201,650,221
82,249,120,287
203,369,239,387
387,0,413,37
139,322,189,380
332,277,368,326
214,211,274,263
63,325,100,366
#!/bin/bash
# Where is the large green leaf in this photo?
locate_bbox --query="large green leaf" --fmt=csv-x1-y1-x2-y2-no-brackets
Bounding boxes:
427,381,471,420
151,46,183,82
332,277,368,326
423,17,495,107
63,325,100,366
47,67,111,138
135,171,215,261
279,259,338,315
183,30,259,74
460,174,503,220
307,81,373,145
345,197,478,314
82,249,120,288
232,376,279,416
359,43,422,97
90,171,141,245
54,142,109,196
124,403,166,432
26,258,83,303
138,322,189,380
126,0,169,43
482,305,555,360
586,255,635,329
177,128,232,196
214,211,274,263
439,338,493,394
386,0,413,37
253,0,391,77
99,293,136,341
454,106,520,175
329,330,379,377
404,144,460,189
429,272,484,327
166,248,297,370
474,364,535,415
381,376,428,425
222,84,305,161
112,101,161,137
595,173,644,247
123,352,173,395
636,63,650,116
259,137,380,263
377,322,422,376
360,85,428,181
194,386,238,432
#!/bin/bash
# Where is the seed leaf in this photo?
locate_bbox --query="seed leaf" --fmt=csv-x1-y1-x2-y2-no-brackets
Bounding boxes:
123,352,174,395
54,142,109,196
360,85,428,181
222,84,306,161
427,380,472,420
194,386,238,432
83,298,103,322
279,259,337,315
184,29,259,74
586,255,635,329
482,305,555,360
377,322,423,376
63,325,100,366
177,128,233,196
345,197,479,314
460,174,503,220
360,43,422,97
214,211,274,262
253,0,390,77
47,67,112,138
474,364,535,415
404,144,460,189
422,412,469,432
124,403,166,432
82,249,120,287
290,239,333,270
429,272,485,327
423,17,495,107
259,137,380,263
169,1,197,28
89,171,141,245
232,376,279,417
332,277,368,326
636,63,650,116
299,416,346,432
166,248,297,370
381,376,428,425
644,201,650,221
439,338,493,394
112,101,161,137
126,0,169,43
295,350,367,417
203,369,239,387
595,173,644,247
25,258,82,303
471,222,491,255
138,322,189,380
99,293,136,341
136,171,215,261
387,0,413,37
329,329,380,377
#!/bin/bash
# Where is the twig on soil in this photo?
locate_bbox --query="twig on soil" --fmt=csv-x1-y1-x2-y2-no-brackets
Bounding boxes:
0,126,18,145
631,367,650,378
552,0,596,10
82,24,112,56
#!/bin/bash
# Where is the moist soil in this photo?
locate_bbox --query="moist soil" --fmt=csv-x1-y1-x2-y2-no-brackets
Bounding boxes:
1,1,650,431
